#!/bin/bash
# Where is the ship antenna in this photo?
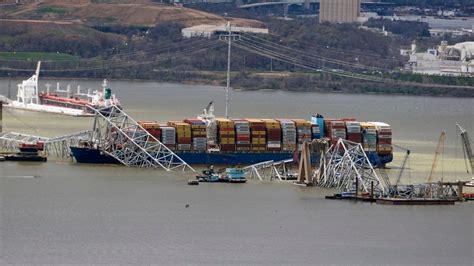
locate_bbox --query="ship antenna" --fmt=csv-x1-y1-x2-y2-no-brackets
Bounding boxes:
34,61,41,104
225,21,231,119
102,79,107,94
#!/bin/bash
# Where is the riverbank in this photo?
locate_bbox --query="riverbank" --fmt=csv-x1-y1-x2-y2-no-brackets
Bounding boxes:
2,70,473,98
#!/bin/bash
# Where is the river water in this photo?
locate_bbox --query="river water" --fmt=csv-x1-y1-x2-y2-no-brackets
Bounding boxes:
1,79,473,264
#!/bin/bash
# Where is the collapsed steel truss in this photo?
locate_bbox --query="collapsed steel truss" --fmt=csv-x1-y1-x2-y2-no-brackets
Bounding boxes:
89,105,194,171
243,159,294,181
391,182,463,199
318,138,390,195
0,132,49,151
45,130,93,158
0,131,92,158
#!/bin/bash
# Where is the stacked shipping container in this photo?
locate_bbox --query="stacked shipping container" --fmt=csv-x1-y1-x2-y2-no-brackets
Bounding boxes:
278,119,297,151
370,122,392,155
261,119,281,151
137,117,392,158
360,122,377,152
246,119,266,151
216,118,235,151
345,121,362,143
184,118,207,151
233,119,251,151
325,120,346,145
168,121,192,151
160,126,176,150
293,119,312,151
138,121,161,141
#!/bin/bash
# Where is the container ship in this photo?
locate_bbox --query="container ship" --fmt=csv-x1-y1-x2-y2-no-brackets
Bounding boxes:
5,61,120,116
70,105,393,167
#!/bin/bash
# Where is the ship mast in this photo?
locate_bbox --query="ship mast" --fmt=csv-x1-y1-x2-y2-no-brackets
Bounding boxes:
34,61,41,104
225,21,231,119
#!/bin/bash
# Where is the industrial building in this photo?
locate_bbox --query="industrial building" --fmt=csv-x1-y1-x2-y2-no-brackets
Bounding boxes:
407,41,474,76
181,24,269,39
319,0,361,23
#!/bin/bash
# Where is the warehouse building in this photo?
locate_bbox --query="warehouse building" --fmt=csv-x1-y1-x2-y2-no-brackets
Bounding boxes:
182,24,268,39
407,41,474,76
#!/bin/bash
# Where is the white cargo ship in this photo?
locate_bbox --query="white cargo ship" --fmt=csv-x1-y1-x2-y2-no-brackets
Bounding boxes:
5,61,120,116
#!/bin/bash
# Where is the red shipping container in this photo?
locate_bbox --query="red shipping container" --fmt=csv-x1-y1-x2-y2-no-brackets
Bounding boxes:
341,117,357,122
347,133,362,143
177,137,192,144
220,144,235,151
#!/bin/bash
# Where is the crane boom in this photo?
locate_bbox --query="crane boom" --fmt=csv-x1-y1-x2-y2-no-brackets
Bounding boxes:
427,132,446,183
457,124,473,174
395,149,410,187
35,61,41,80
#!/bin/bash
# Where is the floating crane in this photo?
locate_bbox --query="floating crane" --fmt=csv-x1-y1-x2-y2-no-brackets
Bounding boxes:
457,124,474,187
427,131,446,183
387,144,411,197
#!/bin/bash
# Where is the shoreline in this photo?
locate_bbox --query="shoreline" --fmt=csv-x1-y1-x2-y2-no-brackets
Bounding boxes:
0,75,472,99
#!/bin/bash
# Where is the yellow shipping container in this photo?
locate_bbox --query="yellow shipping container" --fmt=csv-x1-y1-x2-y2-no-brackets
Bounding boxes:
139,121,161,130
265,124,281,129
191,125,206,129
252,138,266,144
220,139,235,144
360,122,376,129
261,119,278,124
292,119,311,126
219,131,235,136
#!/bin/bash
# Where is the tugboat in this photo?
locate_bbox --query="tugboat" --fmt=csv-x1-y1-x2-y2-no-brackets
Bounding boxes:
196,166,228,182
222,168,247,183
5,61,120,116
195,166,246,183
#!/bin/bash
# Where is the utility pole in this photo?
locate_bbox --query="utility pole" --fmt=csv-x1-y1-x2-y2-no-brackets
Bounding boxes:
0,100,3,133
225,21,231,119
8,73,11,99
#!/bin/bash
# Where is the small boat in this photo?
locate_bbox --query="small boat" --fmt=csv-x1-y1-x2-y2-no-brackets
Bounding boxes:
195,167,246,183
196,166,228,182
187,180,199,185
223,168,247,183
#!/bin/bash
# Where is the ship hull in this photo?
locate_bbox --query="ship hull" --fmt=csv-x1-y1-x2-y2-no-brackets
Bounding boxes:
70,147,392,167
6,102,92,116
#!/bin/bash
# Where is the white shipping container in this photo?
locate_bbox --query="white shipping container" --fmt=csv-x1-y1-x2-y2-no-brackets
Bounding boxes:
267,143,281,148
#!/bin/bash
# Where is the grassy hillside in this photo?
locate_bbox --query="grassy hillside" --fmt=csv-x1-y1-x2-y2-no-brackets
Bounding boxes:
0,20,125,57
0,0,264,27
